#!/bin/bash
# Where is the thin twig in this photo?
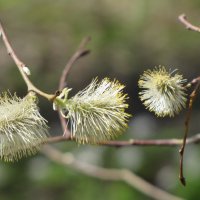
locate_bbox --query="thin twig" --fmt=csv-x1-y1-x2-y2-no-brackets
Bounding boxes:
57,36,91,138
189,76,200,86
178,14,200,33
0,21,54,100
179,81,200,186
47,133,200,146
58,111,71,139
42,145,184,200
59,36,91,90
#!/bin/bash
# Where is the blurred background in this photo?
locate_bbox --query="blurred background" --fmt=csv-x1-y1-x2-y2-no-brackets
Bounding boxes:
0,0,200,199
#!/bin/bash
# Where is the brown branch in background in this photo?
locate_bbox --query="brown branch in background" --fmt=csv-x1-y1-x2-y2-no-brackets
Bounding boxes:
42,145,184,200
58,36,91,90
179,81,200,186
178,14,200,32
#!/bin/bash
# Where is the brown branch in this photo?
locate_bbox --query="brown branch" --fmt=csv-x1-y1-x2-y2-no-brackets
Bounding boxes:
178,14,200,33
47,133,200,146
57,36,91,138
42,145,184,200
189,76,200,86
58,36,91,90
179,81,200,186
0,21,54,100
58,111,71,135
101,138,182,147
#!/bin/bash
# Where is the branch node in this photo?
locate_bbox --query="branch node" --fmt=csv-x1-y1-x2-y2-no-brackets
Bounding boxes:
179,148,183,154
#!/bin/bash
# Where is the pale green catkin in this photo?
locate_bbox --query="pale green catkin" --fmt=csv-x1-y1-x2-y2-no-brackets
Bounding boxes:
138,66,187,117
0,92,48,161
54,78,131,144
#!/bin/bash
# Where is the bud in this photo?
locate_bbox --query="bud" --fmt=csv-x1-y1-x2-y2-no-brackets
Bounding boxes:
0,92,48,161
54,78,130,144
22,66,31,76
138,66,187,117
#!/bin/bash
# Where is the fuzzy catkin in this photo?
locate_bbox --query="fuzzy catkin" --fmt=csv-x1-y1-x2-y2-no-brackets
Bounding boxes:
0,92,48,161
138,66,187,117
54,78,130,144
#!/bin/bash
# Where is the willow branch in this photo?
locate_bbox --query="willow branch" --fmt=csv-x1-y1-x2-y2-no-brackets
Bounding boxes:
179,81,200,186
0,21,54,101
47,133,200,147
188,76,200,86
42,145,184,200
58,36,91,90
178,14,200,33
57,36,91,138
178,14,200,183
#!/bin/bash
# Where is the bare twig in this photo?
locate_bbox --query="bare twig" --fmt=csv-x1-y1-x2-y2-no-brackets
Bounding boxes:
42,145,184,200
179,81,200,186
58,111,71,137
0,21,54,100
178,14,200,33
57,36,91,138
47,133,200,146
59,36,91,90
188,76,200,86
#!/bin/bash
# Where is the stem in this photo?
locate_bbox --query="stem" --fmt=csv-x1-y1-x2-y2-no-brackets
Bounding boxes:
0,21,55,101
179,81,200,186
57,36,91,138
59,36,91,90
47,132,200,146
179,14,200,33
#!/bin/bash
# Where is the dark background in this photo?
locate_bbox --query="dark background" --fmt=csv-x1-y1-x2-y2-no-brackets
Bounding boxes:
0,0,200,199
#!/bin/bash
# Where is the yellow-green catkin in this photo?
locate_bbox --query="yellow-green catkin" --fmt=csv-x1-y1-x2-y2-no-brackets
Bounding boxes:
54,78,130,144
0,92,48,161
138,66,187,117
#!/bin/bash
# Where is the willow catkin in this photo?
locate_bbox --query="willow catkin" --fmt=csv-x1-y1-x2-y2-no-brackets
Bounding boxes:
0,92,48,161
54,78,130,144
138,66,187,117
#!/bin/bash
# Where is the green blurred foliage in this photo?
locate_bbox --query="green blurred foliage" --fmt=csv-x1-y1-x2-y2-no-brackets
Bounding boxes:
1,0,200,199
